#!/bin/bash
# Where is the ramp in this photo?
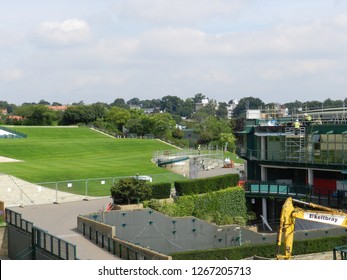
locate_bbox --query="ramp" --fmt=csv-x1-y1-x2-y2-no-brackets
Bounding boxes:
157,156,189,166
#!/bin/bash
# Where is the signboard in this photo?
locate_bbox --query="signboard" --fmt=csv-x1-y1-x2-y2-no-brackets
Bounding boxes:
303,212,346,226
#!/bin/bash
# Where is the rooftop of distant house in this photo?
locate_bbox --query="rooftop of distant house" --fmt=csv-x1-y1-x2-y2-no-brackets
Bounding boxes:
47,105,68,111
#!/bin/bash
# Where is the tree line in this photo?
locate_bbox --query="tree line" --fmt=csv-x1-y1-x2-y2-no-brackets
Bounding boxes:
1,95,346,149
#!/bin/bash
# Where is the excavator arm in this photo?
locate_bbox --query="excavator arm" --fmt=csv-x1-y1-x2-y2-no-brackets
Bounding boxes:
276,197,347,260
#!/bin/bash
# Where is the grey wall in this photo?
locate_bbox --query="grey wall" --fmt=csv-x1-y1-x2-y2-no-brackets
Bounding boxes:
85,208,347,255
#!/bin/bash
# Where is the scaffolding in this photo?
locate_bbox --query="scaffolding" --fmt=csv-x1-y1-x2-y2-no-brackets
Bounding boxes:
285,126,306,162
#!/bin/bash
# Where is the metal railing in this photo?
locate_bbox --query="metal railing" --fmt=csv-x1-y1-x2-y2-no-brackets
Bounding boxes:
243,181,347,208
237,147,347,165
5,208,77,260
3,173,180,207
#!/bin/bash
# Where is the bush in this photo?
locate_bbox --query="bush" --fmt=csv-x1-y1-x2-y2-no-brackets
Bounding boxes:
174,174,239,196
149,182,171,199
110,178,152,204
171,235,347,260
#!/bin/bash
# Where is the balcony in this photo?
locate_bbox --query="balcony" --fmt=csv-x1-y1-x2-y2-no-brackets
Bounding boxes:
236,147,347,166
243,180,347,209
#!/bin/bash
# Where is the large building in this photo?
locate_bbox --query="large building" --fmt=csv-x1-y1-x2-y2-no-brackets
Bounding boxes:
237,107,347,223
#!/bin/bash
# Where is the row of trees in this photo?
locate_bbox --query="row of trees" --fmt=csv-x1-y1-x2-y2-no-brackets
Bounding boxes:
0,96,236,150
3,95,346,119
1,96,346,149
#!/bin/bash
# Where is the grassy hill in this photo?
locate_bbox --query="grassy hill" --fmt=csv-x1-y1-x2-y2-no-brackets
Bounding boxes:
0,126,182,187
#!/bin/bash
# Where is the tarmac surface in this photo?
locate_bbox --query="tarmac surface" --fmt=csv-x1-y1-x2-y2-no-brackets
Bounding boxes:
0,166,243,260
2,165,336,260
9,198,120,260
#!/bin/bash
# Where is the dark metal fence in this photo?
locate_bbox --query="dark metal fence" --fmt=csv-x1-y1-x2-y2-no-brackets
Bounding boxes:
5,208,77,260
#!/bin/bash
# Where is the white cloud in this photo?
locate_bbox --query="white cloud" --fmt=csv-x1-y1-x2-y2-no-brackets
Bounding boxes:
113,0,247,25
37,19,90,46
333,14,347,27
0,29,24,48
0,69,22,81
290,59,335,76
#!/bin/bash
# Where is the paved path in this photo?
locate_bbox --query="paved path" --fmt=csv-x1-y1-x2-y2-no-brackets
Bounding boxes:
196,163,244,179
0,174,90,207
9,198,120,260
0,174,120,259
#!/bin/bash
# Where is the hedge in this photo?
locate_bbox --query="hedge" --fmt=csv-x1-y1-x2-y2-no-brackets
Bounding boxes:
149,182,171,199
171,235,347,260
174,173,240,196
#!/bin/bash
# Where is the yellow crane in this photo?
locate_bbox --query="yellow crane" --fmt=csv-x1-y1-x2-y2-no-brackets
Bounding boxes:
276,197,347,260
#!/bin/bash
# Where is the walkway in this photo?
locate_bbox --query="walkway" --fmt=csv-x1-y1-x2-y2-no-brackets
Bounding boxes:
0,174,88,207
0,174,120,259
9,198,120,260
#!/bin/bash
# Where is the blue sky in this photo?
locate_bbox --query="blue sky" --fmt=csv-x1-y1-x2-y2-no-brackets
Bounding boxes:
1,0,347,105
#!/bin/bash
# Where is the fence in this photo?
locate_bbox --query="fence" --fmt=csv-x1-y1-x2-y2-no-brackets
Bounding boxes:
36,173,179,204
1,173,180,207
5,208,77,260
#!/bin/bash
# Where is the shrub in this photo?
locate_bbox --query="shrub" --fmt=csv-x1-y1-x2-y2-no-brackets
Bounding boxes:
174,174,239,196
171,235,347,260
110,178,152,204
149,182,171,199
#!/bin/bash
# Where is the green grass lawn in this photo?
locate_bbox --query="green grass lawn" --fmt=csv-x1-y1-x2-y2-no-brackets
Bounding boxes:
0,126,184,195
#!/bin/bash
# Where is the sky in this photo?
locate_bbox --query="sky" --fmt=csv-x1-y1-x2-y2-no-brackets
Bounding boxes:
1,0,347,105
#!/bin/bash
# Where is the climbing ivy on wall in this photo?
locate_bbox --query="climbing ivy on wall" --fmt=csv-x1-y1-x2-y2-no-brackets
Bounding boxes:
147,187,247,225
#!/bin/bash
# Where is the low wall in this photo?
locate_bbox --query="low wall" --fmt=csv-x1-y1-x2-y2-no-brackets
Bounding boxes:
77,215,171,260
113,204,144,211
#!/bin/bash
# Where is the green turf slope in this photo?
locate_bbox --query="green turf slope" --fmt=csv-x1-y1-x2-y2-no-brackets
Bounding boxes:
0,126,180,183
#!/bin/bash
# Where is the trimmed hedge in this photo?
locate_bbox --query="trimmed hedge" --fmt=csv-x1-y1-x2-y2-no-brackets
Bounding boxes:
174,173,240,196
149,182,171,199
171,235,347,260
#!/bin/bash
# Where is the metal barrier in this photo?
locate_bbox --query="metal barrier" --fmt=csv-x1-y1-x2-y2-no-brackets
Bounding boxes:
243,181,347,208
35,173,178,204
5,208,77,260
333,245,347,260
33,227,76,260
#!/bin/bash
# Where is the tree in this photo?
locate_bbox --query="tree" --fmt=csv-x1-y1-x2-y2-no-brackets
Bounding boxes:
196,116,231,144
151,113,176,138
283,100,303,115
233,97,265,117
110,98,129,109
38,99,50,105
60,104,105,125
192,93,206,104
160,95,184,114
216,102,228,119
140,99,161,109
178,98,195,118
106,106,131,132
127,97,141,106
218,133,236,152
110,178,152,204
172,128,184,139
